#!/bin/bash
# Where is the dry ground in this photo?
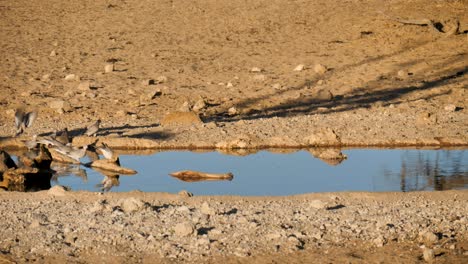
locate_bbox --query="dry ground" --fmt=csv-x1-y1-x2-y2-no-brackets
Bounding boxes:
1,0,468,263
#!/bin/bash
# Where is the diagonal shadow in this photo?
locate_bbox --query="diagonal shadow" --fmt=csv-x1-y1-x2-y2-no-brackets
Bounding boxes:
207,57,466,122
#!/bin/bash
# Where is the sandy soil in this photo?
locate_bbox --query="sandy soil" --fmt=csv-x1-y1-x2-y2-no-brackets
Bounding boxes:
1,0,468,263
0,0,467,149
0,189,467,263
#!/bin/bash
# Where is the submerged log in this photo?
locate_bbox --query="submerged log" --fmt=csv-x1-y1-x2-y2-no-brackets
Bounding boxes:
89,159,137,175
170,170,234,182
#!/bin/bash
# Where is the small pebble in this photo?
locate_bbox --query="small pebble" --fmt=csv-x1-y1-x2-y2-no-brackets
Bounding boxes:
444,104,457,112
314,64,327,74
64,74,77,81
104,63,114,73
423,248,435,262
293,64,305,71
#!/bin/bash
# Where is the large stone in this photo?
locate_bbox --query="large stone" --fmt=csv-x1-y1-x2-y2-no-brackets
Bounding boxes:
77,81,91,91
200,202,216,215
161,111,202,126
174,222,194,237
309,199,327,209
119,198,146,213
423,248,435,262
305,128,341,146
314,64,327,74
48,100,72,112
48,185,68,196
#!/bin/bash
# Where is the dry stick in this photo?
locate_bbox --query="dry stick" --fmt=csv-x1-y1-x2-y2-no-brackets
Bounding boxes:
378,11,459,36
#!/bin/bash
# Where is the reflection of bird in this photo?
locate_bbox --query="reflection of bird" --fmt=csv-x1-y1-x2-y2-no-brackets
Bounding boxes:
51,163,88,182
15,109,37,136
93,167,120,192
97,175,120,192
85,120,101,137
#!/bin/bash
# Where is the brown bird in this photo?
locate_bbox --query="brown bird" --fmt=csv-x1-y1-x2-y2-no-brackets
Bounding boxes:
85,119,101,137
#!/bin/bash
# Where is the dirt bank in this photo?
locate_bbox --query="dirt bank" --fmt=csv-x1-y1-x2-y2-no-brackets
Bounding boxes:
0,189,467,263
0,0,467,149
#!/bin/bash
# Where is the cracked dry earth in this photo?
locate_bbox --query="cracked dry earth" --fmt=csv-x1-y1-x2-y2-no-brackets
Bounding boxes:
0,190,467,263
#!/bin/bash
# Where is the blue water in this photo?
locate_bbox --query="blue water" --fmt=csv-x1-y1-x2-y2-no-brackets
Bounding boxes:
49,149,468,196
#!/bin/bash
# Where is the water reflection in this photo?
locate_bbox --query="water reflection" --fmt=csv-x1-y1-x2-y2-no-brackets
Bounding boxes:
1,148,467,195
386,150,467,192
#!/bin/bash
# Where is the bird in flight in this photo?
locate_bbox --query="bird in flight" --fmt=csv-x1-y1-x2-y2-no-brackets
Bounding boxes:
15,109,37,136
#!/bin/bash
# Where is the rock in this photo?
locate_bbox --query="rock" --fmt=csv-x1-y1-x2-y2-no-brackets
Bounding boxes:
141,79,155,86
228,107,237,115
200,202,216,215
252,74,266,81
48,100,71,112
174,222,194,237
178,190,193,197
317,79,324,85
176,206,190,213
305,128,341,146
373,236,386,247
160,112,202,126
90,159,137,174
272,83,281,89
417,112,437,125
423,248,435,262
444,104,457,112
64,74,77,81
115,110,127,117
48,185,68,196
104,63,114,73
179,101,191,112
293,64,305,71
397,70,409,78
420,231,439,245
266,232,282,240
49,50,57,57
215,136,253,149
64,90,75,97
41,74,51,81
309,199,327,209
156,75,168,83
226,82,234,88
139,89,159,105
250,67,262,72
314,64,327,74
315,89,334,101
89,200,108,213
119,198,146,213
77,81,91,91
192,99,206,112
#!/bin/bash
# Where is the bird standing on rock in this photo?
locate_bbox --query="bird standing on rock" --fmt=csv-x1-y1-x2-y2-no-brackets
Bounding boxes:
85,120,101,137
14,109,37,136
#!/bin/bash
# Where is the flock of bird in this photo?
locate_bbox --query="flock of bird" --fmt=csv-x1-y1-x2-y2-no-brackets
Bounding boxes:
13,109,120,191
15,109,103,161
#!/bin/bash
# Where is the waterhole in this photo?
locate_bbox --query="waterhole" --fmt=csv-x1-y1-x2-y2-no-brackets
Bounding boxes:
6,148,465,195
